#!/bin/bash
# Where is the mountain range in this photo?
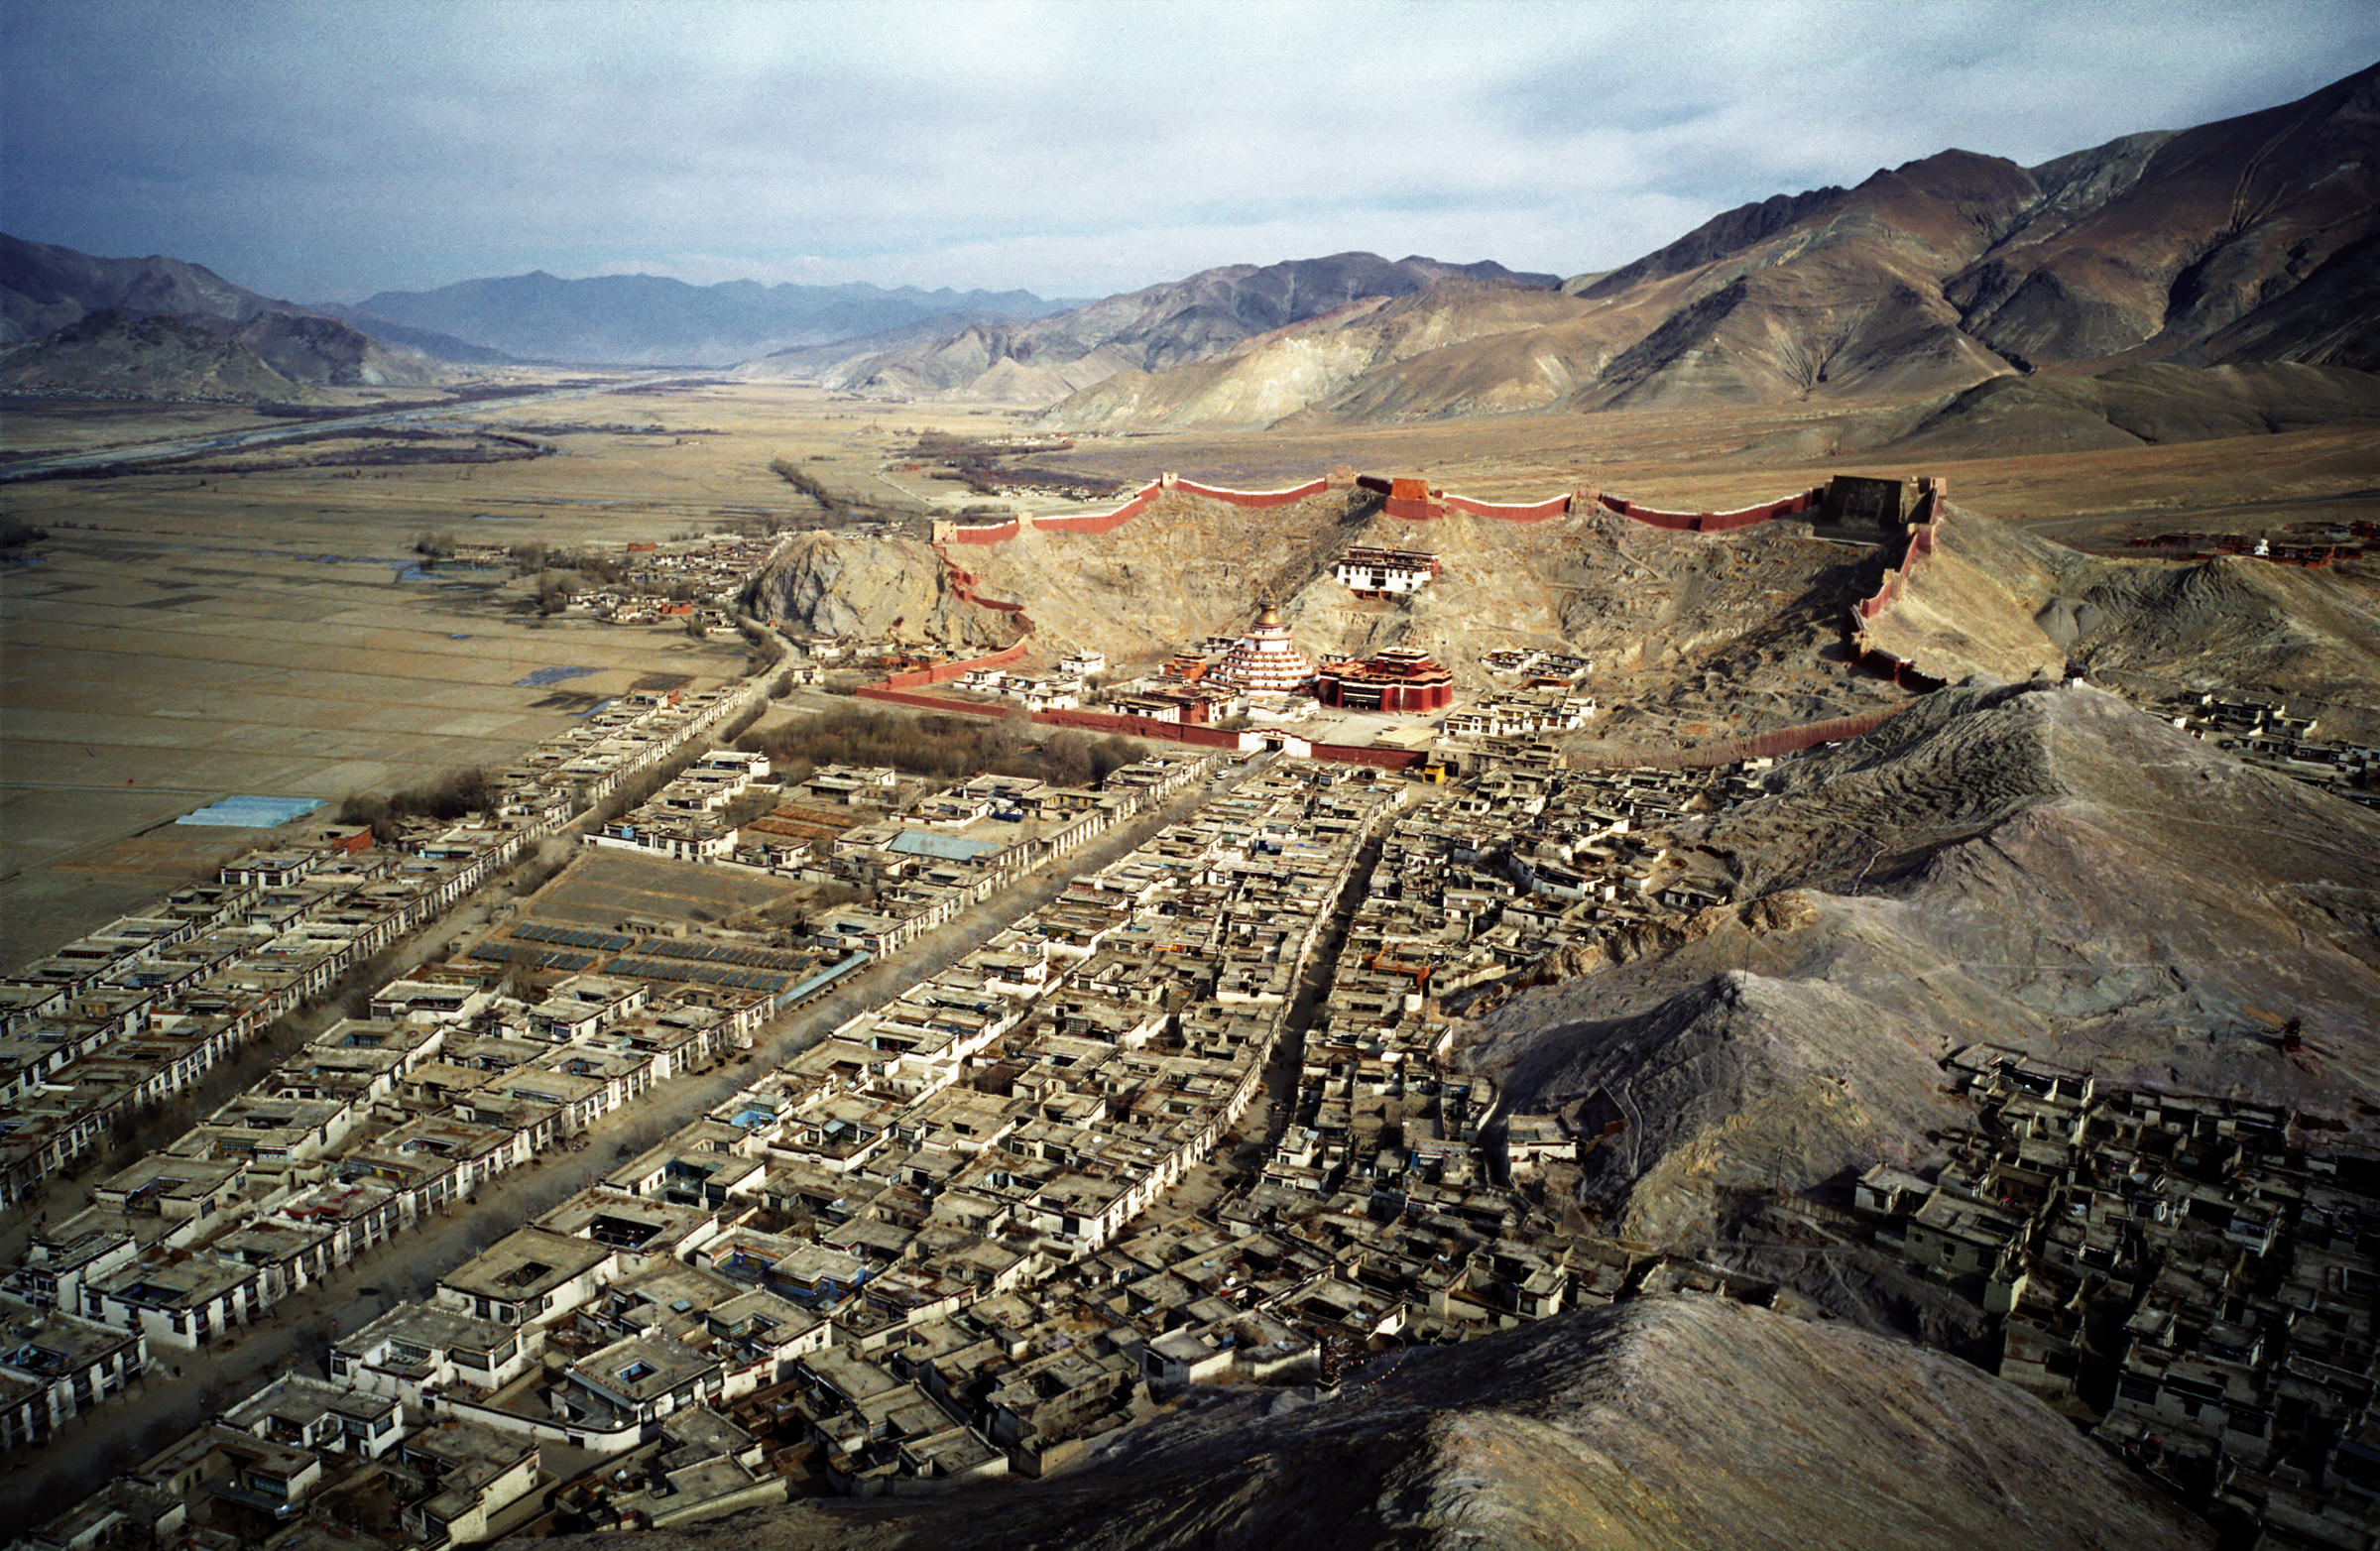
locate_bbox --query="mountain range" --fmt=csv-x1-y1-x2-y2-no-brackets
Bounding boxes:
4,60,2373,425
340,271,1082,367
738,253,1564,405
1026,59,2380,430
0,232,443,393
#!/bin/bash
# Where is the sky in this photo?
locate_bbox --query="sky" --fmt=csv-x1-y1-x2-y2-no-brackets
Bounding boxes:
5,0,2376,305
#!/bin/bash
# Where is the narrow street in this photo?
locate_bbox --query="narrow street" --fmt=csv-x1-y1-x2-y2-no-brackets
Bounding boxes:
0,755,1250,1523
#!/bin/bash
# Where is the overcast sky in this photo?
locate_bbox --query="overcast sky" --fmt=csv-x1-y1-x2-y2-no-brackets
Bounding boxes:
5,0,2375,304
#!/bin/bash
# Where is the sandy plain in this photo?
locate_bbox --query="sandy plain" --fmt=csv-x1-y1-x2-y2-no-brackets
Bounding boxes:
5,377,2376,971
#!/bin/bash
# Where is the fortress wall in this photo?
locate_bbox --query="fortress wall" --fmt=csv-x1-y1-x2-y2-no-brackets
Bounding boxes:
1442,493,1573,523
1593,487,1822,532
1840,488,1949,691
1170,476,1330,508
1032,481,1164,537
1030,707,1244,749
944,518,1020,545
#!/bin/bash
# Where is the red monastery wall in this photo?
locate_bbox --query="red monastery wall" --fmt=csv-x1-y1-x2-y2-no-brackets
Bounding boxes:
1441,493,1572,523
1032,481,1164,537
1840,482,1948,691
1169,476,1330,508
872,640,1031,691
1592,488,1821,532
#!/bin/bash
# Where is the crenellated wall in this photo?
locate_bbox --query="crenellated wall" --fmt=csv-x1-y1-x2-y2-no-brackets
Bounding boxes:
871,639,1032,692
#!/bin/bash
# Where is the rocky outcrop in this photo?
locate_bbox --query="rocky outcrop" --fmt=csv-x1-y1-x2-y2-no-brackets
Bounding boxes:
747,530,1026,652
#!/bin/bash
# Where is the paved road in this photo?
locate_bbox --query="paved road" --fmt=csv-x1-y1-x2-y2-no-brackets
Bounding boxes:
0,757,1248,1523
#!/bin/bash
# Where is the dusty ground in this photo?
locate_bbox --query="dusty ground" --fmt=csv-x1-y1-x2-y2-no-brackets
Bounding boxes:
518,847,799,931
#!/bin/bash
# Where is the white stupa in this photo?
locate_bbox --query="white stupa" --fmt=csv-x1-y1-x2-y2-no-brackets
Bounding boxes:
1215,600,1314,693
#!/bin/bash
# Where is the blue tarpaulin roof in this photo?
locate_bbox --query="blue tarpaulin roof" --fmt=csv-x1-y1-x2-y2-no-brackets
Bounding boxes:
177,795,324,828
887,829,1004,861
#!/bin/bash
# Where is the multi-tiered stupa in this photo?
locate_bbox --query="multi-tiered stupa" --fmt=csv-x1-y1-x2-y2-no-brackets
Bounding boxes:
1213,600,1315,693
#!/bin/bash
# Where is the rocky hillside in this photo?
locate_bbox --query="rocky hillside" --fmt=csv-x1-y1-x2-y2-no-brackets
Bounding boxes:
1035,61,2380,430
0,309,307,401
800,253,1561,405
1038,283,1589,431
1861,503,2380,706
591,1298,2207,1551
921,487,1896,733
1461,681,2380,1246
745,530,1028,653
0,232,440,390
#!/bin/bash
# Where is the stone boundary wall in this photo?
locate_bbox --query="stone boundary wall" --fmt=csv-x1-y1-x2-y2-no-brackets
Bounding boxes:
1032,706,1244,748
1579,702,1918,771
855,685,1013,717
850,690,1431,772
1306,741,1426,770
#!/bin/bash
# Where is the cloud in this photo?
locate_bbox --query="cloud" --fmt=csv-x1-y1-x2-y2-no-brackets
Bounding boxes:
4,0,2374,301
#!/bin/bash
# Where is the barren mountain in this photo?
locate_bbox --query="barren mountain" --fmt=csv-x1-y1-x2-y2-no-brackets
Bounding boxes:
812,253,1561,404
0,233,439,390
0,309,306,402
1463,680,2380,1246
1036,61,2380,431
607,1298,2206,1551
1040,283,1590,431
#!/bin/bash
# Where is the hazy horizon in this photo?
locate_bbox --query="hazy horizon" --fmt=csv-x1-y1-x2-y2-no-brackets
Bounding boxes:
5,0,2376,306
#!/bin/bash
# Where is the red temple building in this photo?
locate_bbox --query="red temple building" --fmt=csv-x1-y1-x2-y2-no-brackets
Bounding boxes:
1314,648,1456,712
